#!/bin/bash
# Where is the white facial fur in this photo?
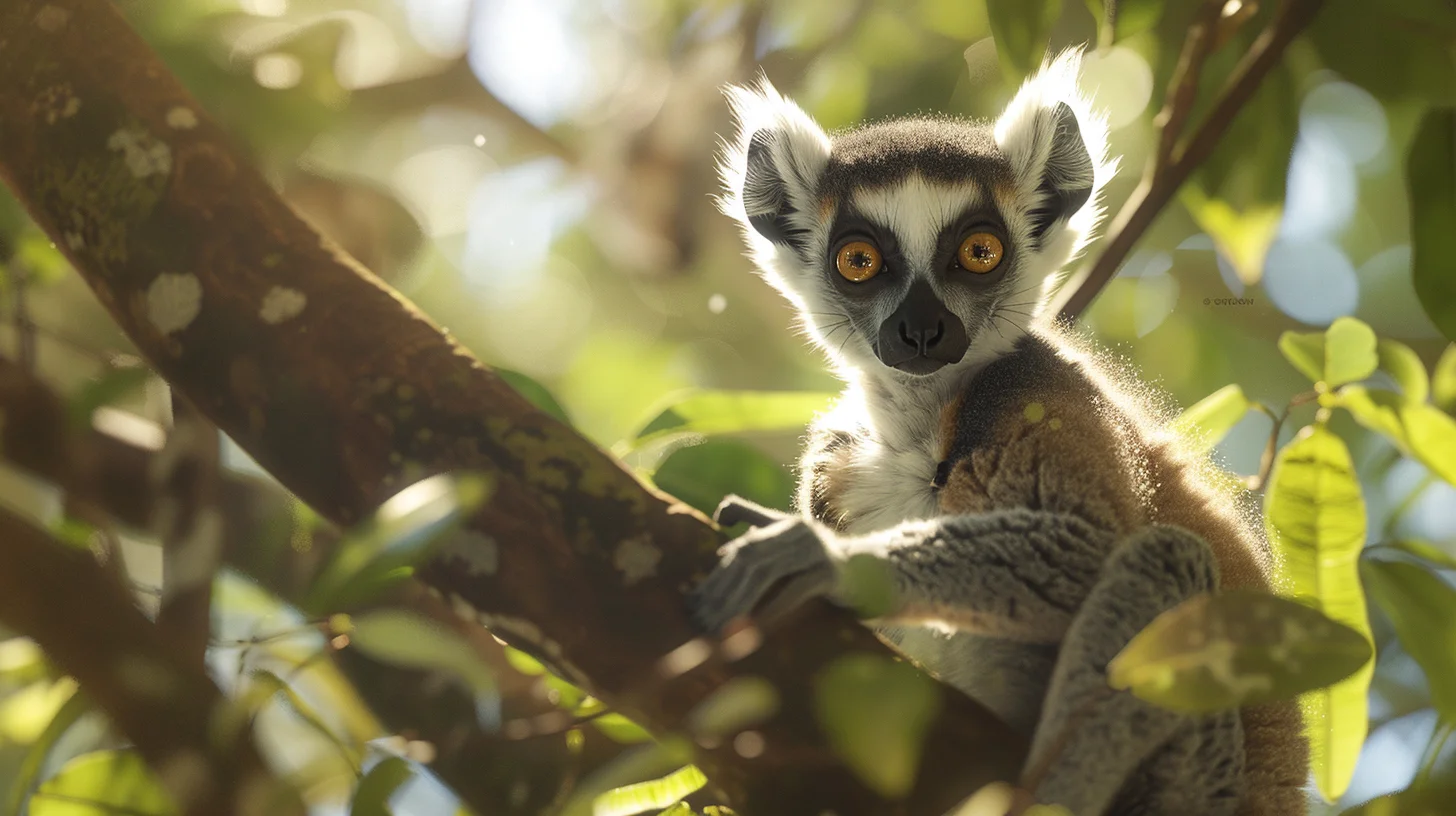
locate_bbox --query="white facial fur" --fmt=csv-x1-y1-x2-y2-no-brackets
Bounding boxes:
717,49,1117,390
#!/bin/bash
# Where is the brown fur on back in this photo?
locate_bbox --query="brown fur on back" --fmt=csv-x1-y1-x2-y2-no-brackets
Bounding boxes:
927,328,1307,815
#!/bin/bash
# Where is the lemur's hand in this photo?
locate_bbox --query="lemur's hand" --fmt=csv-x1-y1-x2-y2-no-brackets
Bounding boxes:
712,494,793,528
689,515,841,633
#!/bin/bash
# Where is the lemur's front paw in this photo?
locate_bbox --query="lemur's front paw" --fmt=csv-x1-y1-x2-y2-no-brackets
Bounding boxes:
689,516,840,634
712,494,793,528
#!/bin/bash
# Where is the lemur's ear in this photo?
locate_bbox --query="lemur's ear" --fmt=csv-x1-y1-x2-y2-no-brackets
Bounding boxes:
994,49,1113,244
718,79,832,251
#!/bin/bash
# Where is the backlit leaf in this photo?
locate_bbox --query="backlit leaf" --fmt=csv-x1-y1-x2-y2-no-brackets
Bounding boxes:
351,757,414,816
30,751,175,816
651,440,793,517
1264,425,1373,801
814,653,940,799
497,369,572,425
1361,559,1456,723
304,472,493,614
985,0,1060,80
1407,108,1456,342
1336,387,1456,487
1108,590,1372,713
1385,539,1456,571
591,765,706,816
349,610,496,693
1377,339,1430,404
1324,317,1380,388
1434,345,1456,414
1170,384,1251,455
1278,331,1326,383
629,391,834,449
4,691,89,816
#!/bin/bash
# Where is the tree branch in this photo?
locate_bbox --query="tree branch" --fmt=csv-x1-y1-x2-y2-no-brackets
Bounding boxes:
1056,0,1326,321
0,1,1022,813
0,506,305,816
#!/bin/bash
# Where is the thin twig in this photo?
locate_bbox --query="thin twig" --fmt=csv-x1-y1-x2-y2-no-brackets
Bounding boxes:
1057,0,1327,321
1154,0,1225,170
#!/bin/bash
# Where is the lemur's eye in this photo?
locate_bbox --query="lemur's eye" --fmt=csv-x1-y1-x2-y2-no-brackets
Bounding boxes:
835,241,883,282
958,233,1004,274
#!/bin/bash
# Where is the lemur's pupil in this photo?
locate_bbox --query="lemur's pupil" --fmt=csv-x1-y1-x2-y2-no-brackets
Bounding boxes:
973,244,991,259
851,252,871,268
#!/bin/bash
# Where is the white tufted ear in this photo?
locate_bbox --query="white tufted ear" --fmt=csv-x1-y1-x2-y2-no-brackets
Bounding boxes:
717,78,833,253
994,48,1115,255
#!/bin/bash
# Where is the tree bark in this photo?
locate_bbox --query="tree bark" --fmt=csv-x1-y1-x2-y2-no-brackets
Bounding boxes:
0,1,1024,813
0,506,305,816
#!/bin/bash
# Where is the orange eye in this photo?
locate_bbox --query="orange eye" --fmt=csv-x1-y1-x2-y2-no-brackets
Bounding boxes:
958,232,1004,274
836,241,883,282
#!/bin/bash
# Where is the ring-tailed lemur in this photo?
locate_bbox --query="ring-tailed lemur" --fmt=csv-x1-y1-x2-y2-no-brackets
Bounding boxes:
688,51,1308,815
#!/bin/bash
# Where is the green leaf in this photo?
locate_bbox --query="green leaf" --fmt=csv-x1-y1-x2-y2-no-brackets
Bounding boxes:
1169,384,1252,455
4,691,89,816
351,757,414,816
650,439,793,517
685,676,780,739
1378,339,1431,404
591,713,654,745
1362,559,1456,722
29,751,176,816
1341,784,1456,815
497,369,572,425
1278,331,1326,383
1263,425,1373,801
985,0,1060,79
1408,108,1456,342
1108,590,1372,714
66,366,151,429
592,765,707,816
1325,317,1380,388
813,653,940,799
348,610,497,693
1384,539,1456,571
1335,387,1456,487
249,670,362,768
629,390,834,449
0,637,47,685
1311,0,1456,104
1434,345,1456,414
304,472,494,614
1278,319,1380,388
1179,188,1281,287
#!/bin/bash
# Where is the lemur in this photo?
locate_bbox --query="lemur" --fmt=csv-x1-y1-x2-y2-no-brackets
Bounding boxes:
688,51,1308,816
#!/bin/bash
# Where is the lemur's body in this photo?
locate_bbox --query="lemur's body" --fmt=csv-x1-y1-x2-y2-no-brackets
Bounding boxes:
689,52,1308,814
801,328,1307,814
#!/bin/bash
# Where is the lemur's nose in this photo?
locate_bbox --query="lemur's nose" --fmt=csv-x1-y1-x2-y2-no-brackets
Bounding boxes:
899,319,946,353
877,281,969,375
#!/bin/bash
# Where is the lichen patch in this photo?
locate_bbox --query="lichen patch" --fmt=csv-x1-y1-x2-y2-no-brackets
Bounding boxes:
259,286,306,324
614,535,661,585
108,127,173,179
166,106,199,130
146,273,203,335
440,530,499,577
34,5,69,31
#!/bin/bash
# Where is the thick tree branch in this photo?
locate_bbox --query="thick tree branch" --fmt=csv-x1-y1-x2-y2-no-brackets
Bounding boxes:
0,506,305,816
1056,0,1326,321
0,2,1022,813
0,355,628,813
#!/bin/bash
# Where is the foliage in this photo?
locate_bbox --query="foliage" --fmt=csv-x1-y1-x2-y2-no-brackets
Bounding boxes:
1,0,1456,814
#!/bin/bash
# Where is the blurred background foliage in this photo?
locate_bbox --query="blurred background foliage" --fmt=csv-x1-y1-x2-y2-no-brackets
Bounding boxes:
1,0,1455,813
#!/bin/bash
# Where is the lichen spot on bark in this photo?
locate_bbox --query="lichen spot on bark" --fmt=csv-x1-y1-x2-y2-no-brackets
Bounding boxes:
34,5,69,32
259,286,306,324
614,534,661,585
146,273,202,335
440,530,499,577
108,127,172,179
166,106,199,130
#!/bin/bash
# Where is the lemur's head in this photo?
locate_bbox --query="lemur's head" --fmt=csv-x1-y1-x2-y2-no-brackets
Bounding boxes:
718,50,1114,384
